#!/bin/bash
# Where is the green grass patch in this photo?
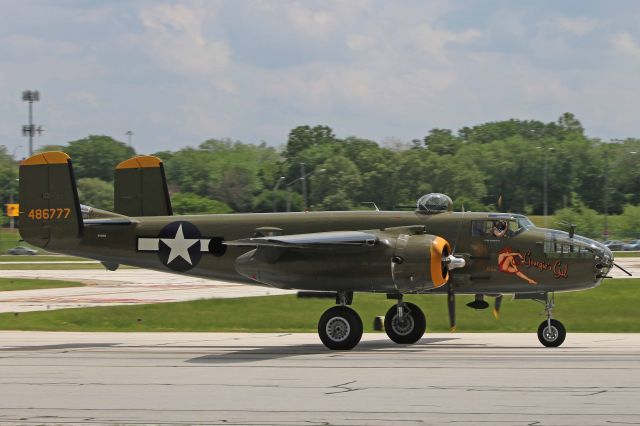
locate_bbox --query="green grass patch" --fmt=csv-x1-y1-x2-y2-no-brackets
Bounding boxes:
1,279,638,333
0,278,84,292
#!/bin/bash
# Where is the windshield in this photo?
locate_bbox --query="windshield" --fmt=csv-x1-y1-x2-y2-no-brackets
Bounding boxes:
543,230,607,259
513,214,534,229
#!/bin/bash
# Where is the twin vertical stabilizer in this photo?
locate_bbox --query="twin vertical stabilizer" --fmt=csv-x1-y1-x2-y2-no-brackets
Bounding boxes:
18,152,83,249
19,152,173,249
114,155,172,217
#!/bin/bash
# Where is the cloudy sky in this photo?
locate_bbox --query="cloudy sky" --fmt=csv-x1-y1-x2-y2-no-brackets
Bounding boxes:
1,0,640,157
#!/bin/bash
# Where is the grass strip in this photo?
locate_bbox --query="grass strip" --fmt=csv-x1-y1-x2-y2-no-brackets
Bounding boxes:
1,279,638,333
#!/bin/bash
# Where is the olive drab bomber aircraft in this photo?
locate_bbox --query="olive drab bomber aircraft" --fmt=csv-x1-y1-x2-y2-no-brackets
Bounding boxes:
18,151,619,350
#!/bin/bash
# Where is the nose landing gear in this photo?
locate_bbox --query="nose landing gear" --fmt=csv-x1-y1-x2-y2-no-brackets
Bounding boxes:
537,293,566,347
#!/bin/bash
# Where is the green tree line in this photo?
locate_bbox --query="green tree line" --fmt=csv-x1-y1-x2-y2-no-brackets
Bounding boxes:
2,113,640,238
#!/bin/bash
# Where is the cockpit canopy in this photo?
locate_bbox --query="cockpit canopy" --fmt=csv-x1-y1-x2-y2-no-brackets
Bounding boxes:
416,193,453,215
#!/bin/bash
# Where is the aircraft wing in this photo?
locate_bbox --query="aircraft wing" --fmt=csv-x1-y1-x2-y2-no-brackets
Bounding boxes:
225,231,379,249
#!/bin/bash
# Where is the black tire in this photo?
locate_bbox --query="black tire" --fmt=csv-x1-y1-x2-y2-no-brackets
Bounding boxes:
384,302,426,344
318,306,363,350
537,319,566,347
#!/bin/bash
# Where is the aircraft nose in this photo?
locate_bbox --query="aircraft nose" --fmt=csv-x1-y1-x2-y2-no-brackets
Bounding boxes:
590,239,613,272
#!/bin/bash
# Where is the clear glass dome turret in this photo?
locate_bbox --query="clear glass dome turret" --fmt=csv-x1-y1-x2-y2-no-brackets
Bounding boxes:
416,193,453,214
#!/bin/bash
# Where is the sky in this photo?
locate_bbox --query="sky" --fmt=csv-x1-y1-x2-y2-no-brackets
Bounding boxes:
1,0,640,157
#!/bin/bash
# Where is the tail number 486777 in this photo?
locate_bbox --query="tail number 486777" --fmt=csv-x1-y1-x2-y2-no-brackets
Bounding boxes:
27,208,71,220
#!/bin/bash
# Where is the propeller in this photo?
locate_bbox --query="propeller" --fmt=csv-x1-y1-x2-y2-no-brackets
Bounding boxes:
445,208,467,332
493,295,503,320
447,284,456,332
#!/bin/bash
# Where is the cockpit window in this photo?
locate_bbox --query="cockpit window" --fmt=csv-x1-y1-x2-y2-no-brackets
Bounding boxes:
513,215,534,229
471,219,527,238
544,233,594,258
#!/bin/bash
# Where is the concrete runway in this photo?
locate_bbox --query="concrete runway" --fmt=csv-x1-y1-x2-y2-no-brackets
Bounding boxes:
0,332,639,425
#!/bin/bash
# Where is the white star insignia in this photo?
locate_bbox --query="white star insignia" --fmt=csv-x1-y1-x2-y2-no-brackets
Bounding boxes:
137,227,211,268
160,224,199,265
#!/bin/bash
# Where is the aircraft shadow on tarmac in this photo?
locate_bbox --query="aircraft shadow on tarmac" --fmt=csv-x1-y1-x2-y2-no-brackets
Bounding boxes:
186,337,460,364
0,343,118,351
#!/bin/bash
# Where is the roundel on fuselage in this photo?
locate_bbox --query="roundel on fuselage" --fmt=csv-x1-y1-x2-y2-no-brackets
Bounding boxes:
157,221,203,272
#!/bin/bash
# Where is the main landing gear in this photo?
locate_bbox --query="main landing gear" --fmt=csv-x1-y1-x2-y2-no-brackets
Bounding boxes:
318,291,362,350
317,292,426,350
383,299,426,344
537,293,566,347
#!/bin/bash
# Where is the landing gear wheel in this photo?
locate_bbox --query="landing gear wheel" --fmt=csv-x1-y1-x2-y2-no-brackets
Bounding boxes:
384,302,426,344
537,319,566,347
318,306,363,350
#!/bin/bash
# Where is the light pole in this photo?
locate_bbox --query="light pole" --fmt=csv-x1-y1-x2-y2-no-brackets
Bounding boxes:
604,152,610,240
22,90,43,156
285,167,326,212
125,130,134,147
300,163,308,210
272,176,285,212
536,146,554,227
604,149,637,239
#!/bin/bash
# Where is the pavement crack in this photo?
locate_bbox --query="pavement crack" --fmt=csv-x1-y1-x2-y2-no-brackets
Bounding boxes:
325,380,362,395
575,390,608,397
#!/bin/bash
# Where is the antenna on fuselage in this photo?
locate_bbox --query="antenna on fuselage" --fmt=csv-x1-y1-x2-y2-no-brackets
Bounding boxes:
557,221,577,238
361,202,379,212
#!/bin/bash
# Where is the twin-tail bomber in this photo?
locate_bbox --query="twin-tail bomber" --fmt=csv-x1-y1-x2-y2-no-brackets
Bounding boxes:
18,151,617,350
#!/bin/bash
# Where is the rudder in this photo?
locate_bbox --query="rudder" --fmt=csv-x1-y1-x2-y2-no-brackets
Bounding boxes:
19,152,83,249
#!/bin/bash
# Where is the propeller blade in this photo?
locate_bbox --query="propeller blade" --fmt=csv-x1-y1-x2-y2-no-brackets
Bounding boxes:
614,262,632,276
493,295,503,320
451,211,466,255
447,285,456,332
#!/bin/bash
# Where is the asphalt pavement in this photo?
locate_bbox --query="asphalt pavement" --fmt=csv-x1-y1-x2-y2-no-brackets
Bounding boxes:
0,331,638,425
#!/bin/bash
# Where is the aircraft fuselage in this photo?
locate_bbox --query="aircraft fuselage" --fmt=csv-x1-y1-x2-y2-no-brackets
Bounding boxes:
54,210,611,296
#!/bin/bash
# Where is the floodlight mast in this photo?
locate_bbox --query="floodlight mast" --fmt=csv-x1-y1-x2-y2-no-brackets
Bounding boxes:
125,130,134,147
22,90,42,156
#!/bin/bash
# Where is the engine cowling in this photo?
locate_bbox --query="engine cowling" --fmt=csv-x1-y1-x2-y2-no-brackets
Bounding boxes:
391,234,451,291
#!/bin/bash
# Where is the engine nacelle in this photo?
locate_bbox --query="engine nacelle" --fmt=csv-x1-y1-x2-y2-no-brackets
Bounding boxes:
233,230,456,293
391,234,451,291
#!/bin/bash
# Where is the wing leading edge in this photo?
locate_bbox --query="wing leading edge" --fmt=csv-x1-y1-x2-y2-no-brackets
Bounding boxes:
225,231,379,249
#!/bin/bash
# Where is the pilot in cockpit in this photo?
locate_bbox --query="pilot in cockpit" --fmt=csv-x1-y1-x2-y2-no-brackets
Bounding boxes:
492,220,508,238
